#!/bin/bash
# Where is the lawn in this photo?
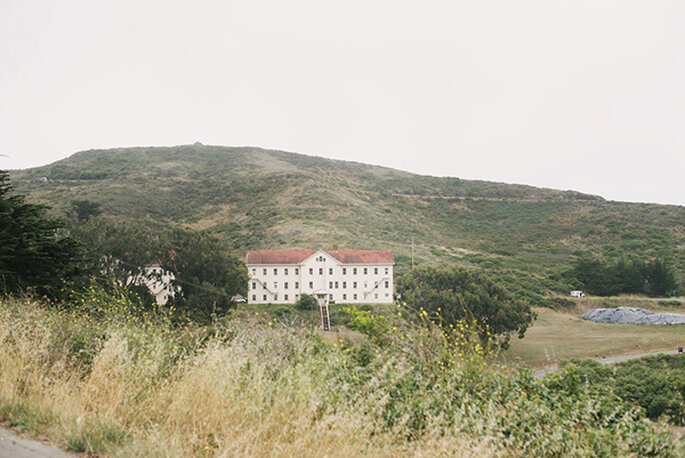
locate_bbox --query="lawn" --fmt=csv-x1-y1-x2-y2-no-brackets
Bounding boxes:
505,303,685,369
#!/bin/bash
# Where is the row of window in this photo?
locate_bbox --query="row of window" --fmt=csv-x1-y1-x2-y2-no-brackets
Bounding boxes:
250,280,391,291
250,292,391,302
251,266,390,276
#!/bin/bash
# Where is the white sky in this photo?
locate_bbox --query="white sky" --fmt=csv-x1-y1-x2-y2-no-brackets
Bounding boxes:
1,0,684,205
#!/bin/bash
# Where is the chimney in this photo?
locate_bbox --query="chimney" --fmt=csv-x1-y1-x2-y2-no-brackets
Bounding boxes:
332,245,338,251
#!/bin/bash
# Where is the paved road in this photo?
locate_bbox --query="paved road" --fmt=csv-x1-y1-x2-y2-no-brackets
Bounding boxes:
534,349,682,379
0,426,73,458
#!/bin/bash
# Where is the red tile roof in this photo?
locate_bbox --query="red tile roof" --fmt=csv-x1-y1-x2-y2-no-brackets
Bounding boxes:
246,250,316,265
327,249,394,264
246,249,394,265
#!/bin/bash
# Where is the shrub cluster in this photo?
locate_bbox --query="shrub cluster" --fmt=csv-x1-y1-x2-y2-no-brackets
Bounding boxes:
560,355,685,426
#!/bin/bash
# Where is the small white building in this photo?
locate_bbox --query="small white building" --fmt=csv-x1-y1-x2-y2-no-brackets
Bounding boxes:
128,265,179,305
571,290,585,298
246,248,394,305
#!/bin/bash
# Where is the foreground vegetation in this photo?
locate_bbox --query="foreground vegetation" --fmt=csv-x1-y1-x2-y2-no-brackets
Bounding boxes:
560,355,685,426
0,292,682,456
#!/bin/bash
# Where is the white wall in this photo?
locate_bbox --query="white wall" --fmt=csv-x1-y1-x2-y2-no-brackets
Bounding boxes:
247,251,393,305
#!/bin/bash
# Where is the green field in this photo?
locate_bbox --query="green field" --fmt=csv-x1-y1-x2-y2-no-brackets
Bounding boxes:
505,300,685,368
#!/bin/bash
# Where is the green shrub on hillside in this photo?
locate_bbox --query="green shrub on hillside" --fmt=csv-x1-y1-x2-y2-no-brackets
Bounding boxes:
396,266,535,348
295,293,317,311
560,355,685,426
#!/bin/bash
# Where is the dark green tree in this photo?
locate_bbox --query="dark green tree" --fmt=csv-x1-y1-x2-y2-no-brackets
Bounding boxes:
70,218,162,287
567,256,678,297
644,259,677,297
161,228,248,323
71,200,102,221
0,170,83,296
295,293,317,310
396,266,535,348
72,219,248,323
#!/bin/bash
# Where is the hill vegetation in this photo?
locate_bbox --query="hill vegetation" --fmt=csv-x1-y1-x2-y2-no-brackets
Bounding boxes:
10,144,685,297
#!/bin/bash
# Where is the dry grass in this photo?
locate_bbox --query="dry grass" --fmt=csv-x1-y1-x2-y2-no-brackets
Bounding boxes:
0,297,497,457
505,306,685,369
0,295,679,456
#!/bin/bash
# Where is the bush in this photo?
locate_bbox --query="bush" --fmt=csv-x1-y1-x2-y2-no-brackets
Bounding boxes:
295,293,317,310
396,266,535,348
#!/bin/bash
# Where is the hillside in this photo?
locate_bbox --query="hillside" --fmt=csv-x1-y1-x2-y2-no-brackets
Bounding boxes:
10,144,685,292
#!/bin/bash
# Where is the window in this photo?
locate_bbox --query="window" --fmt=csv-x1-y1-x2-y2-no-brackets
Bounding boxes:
374,267,378,275
252,282,256,289
263,294,267,301
252,268,256,275
364,282,368,288
284,294,288,301
353,267,357,275
274,268,278,275
353,281,357,288
263,268,267,275
385,293,389,297
295,268,299,274
252,294,256,301
284,282,288,289
329,294,333,300
295,294,299,300
284,268,288,275
329,281,333,289
363,268,368,275
374,293,378,299
295,282,299,289
319,268,323,275
343,294,347,300
385,281,389,288
309,281,313,289
274,294,278,301
385,267,389,275
329,268,333,275
274,282,277,288
353,293,358,300
309,268,313,274
335,281,338,288
342,268,347,274
342,281,346,288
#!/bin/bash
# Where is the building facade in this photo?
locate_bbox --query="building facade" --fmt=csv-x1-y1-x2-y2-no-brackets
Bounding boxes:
246,248,394,305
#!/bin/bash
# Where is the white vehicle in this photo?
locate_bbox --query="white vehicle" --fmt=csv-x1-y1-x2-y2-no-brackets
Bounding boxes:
570,290,585,298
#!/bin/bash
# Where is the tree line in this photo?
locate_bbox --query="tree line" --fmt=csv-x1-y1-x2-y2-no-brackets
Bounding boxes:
0,170,247,323
566,257,679,297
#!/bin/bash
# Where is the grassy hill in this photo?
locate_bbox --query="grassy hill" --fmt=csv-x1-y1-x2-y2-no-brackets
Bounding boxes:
10,144,685,292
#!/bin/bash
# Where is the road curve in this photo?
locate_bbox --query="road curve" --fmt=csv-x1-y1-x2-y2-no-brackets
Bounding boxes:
534,349,682,379
0,426,73,458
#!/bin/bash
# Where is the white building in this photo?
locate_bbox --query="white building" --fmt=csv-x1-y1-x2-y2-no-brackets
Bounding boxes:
246,248,394,305
127,265,179,305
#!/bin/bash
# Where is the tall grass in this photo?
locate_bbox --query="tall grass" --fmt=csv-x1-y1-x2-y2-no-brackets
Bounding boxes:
0,291,680,456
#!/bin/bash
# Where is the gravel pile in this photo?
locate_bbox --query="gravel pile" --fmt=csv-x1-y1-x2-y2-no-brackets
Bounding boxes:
583,307,685,325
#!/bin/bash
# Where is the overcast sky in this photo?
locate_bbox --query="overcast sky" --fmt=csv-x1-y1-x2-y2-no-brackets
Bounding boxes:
1,1,684,205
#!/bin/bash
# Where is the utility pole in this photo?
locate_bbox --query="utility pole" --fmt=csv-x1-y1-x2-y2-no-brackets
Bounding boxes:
411,236,414,269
